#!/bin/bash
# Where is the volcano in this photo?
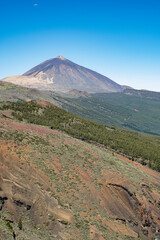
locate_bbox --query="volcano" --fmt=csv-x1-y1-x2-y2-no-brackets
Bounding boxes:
2,56,125,93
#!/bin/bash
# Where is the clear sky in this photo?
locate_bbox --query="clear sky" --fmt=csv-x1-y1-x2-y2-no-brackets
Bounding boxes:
0,0,160,91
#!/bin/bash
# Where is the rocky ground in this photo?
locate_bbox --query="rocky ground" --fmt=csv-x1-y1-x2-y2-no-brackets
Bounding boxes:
0,116,160,239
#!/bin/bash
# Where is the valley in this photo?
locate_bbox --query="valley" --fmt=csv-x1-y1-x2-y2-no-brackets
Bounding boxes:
1,82,160,136
60,89,160,135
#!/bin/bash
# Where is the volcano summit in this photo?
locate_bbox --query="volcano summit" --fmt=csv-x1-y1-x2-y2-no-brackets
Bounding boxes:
2,56,125,93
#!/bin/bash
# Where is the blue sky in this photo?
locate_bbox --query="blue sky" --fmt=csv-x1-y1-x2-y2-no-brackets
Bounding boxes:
0,0,160,91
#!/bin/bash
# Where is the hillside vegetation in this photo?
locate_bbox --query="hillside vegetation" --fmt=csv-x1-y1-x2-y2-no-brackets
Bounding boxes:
60,89,160,136
0,106,160,239
1,101,160,172
0,82,61,106
1,82,160,136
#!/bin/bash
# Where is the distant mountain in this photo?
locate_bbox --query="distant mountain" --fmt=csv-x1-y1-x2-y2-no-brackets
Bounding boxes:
2,56,126,93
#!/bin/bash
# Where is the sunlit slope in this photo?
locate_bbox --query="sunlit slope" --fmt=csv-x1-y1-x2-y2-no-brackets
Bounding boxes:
60,89,160,135
0,115,160,239
1,101,160,172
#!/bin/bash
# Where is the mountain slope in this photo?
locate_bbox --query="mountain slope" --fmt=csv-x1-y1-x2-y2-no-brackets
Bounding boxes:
1,101,160,171
59,89,160,136
0,107,160,240
2,56,124,93
0,82,160,136
0,81,62,106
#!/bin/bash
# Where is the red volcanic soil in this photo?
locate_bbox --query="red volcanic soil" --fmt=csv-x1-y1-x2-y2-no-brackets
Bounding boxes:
114,153,160,184
0,117,160,240
36,100,58,107
0,117,61,136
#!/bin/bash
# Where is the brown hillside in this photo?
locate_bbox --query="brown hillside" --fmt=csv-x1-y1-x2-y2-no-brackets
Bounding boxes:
0,117,160,239
35,100,58,107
